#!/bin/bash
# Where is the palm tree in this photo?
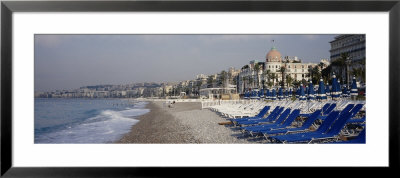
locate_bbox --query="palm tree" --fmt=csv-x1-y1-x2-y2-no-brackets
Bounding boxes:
218,70,227,88
356,58,366,84
331,52,349,82
242,76,246,93
292,80,300,88
248,76,254,89
262,69,271,88
232,76,238,94
318,62,325,71
254,63,261,89
352,67,365,83
207,75,214,88
277,66,286,89
312,66,321,84
267,81,273,88
286,75,294,88
196,81,202,96
321,65,332,83
270,73,276,86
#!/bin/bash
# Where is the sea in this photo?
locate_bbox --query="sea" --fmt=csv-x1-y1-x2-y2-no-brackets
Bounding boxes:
34,98,149,144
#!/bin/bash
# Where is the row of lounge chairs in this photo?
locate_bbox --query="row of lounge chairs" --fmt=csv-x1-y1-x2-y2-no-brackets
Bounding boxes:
220,101,366,144
209,98,365,119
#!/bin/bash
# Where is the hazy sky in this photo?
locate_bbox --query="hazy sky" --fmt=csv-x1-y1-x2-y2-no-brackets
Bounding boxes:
35,34,337,92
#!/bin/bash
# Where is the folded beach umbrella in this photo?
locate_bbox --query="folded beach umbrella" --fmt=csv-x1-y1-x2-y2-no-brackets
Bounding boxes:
317,78,327,100
331,73,340,99
346,85,351,97
284,89,289,100
256,90,259,99
299,84,306,101
296,87,299,99
271,88,277,100
308,80,315,100
278,87,283,100
289,88,293,98
259,89,264,98
325,83,331,98
251,90,256,99
351,76,358,97
305,86,309,99
342,86,349,98
266,89,270,100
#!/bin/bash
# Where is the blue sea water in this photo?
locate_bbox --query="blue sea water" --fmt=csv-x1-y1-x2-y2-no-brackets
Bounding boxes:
34,98,149,143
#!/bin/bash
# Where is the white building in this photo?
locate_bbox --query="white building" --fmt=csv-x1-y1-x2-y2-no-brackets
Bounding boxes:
238,46,322,93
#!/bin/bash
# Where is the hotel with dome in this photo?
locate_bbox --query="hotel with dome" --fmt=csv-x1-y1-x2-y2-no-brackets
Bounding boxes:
238,46,330,94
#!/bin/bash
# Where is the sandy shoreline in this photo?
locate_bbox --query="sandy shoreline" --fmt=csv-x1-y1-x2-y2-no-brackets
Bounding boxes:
116,101,200,143
116,101,253,144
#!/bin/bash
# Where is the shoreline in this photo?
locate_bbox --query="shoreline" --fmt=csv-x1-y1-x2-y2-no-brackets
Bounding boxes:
116,101,200,143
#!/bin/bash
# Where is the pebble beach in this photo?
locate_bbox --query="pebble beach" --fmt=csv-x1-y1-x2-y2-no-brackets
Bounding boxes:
116,101,253,144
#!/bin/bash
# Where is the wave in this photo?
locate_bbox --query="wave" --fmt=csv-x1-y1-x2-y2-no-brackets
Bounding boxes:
35,106,149,144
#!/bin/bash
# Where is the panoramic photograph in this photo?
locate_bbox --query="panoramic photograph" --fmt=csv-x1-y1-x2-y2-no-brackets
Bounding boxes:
34,34,366,144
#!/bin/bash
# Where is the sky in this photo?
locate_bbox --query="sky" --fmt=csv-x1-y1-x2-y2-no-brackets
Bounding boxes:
35,34,337,92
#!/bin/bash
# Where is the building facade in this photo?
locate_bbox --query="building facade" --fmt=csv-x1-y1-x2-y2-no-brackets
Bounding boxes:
329,34,366,85
330,34,366,63
238,46,323,94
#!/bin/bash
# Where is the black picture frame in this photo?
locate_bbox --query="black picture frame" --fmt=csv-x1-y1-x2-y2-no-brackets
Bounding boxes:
1,0,399,177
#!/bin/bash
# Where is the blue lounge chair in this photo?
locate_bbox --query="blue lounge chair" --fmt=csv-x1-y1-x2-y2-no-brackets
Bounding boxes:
240,108,291,132
232,106,278,126
323,103,336,115
229,105,270,122
269,111,353,143
300,103,330,117
249,109,301,136
349,104,364,118
261,109,322,138
240,108,290,126
268,110,340,143
322,103,331,113
318,104,354,120
236,107,284,126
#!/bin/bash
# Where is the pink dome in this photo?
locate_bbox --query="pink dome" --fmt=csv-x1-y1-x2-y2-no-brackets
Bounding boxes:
266,47,282,62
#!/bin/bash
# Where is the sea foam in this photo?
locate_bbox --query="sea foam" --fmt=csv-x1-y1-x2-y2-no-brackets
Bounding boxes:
35,101,149,144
